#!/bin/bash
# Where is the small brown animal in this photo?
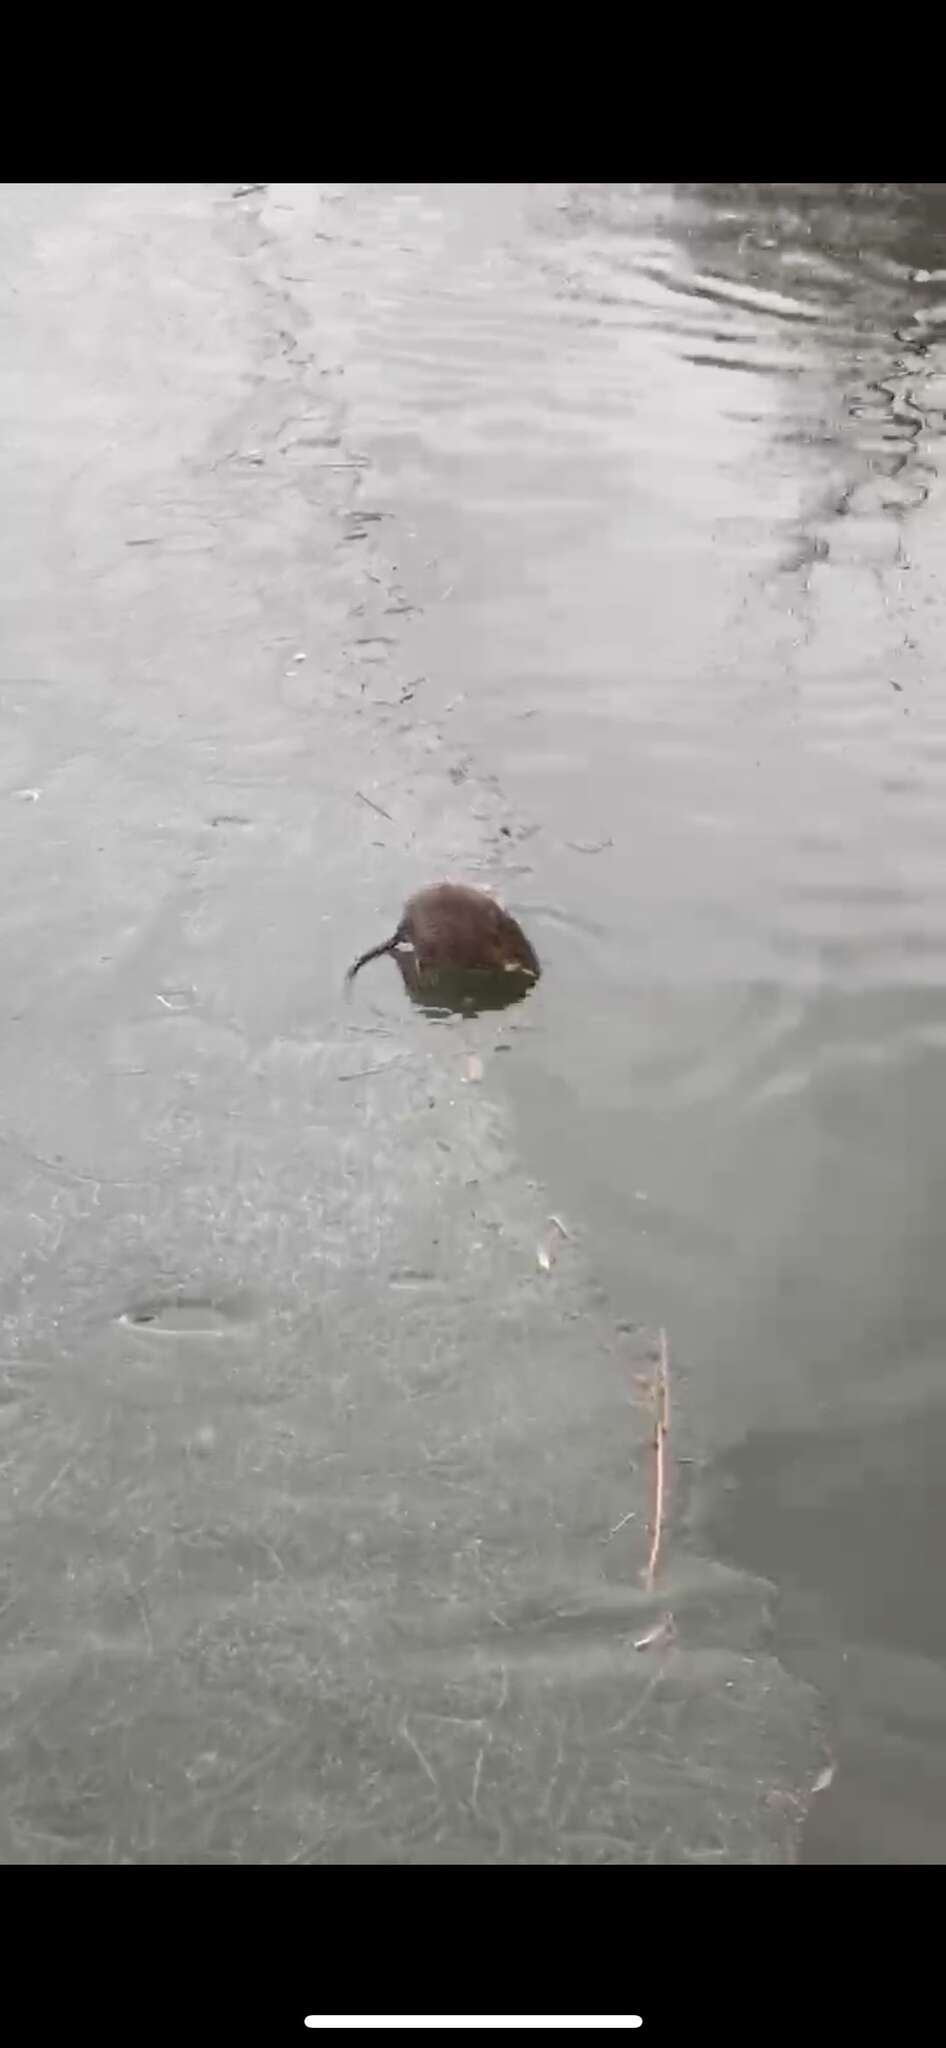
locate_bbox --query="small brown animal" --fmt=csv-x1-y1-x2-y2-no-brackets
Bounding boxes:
346,882,540,987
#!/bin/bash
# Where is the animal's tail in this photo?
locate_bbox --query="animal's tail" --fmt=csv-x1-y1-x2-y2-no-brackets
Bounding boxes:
345,923,407,989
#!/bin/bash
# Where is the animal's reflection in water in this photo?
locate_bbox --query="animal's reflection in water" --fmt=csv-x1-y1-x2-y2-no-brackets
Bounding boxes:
346,883,541,1017
394,952,538,1017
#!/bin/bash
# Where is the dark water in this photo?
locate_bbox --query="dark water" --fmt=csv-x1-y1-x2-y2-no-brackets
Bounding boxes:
3,183,946,1862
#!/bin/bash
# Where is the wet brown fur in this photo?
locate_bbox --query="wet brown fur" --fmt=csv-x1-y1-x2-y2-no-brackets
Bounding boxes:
346,883,540,986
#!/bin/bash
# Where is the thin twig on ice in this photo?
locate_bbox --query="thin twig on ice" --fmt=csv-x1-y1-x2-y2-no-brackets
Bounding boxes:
355,789,393,822
642,1327,670,1593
